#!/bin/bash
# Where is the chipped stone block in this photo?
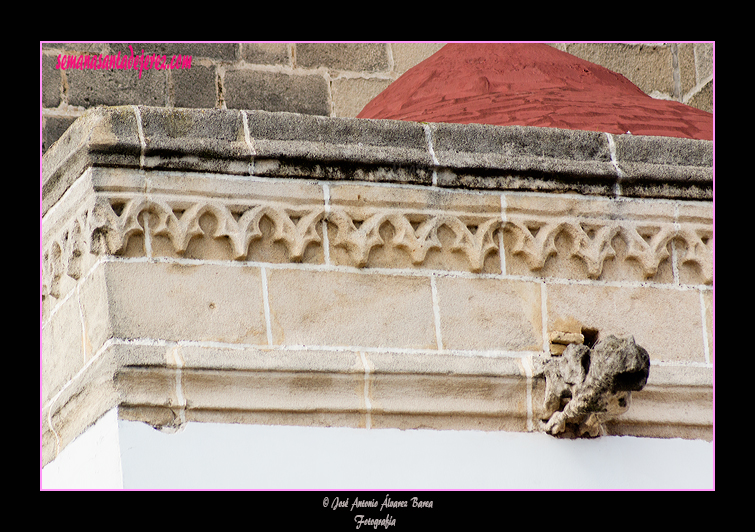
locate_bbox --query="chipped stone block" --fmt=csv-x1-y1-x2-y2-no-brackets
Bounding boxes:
549,344,567,356
549,331,585,345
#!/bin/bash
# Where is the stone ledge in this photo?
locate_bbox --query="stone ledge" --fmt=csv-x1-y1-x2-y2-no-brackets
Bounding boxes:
42,106,713,214
42,339,713,465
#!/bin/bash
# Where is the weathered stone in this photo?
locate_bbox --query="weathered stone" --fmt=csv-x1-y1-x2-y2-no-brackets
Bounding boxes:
549,331,585,345
431,122,618,196
43,107,714,219
173,64,217,108
104,261,268,345
241,43,290,65
42,54,61,108
613,134,713,200
223,70,329,116
42,107,142,214
67,65,168,108
539,335,650,438
138,106,250,174
42,115,77,154
564,43,675,98
390,43,446,75
545,283,707,363
265,268,436,349
331,77,392,119
296,43,390,72
435,277,543,352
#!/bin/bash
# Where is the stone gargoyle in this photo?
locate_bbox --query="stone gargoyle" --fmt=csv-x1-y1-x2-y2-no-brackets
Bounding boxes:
539,335,650,438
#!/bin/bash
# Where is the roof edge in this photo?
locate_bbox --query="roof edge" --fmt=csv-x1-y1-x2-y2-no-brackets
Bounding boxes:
42,106,713,214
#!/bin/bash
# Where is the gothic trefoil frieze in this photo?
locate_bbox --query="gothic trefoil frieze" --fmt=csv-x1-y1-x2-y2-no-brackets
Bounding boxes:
42,172,713,313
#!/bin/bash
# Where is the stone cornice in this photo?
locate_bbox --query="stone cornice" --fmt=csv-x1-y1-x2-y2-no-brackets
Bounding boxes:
42,106,713,215
41,107,714,467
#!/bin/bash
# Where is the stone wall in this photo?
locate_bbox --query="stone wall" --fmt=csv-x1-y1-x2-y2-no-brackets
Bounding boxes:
41,42,714,153
41,106,713,467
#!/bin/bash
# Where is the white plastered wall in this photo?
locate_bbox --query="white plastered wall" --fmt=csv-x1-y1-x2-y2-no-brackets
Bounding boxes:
42,408,713,490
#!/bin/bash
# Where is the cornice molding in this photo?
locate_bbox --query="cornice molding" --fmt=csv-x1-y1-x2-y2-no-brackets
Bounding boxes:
42,106,713,215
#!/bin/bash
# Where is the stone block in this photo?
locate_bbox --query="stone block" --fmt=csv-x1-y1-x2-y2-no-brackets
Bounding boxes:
265,268,436,349
702,289,713,363
42,54,61,108
117,345,367,430
67,66,168,108
223,69,330,116
182,369,364,415
695,43,713,82
78,263,114,359
102,261,268,345
613,383,713,440
565,43,675,98
43,348,120,466
42,107,142,214
544,283,707,363
365,350,526,378
362,351,528,431
615,133,713,168
247,110,434,184
678,43,698,98
45,43,110,53
328,181,501,215
42,291,85,404
296,43,390,72
431,122,618,196
42,115,77,154
138,106,250,175
247,109,429,162
369,373,528,432
686,80,712,113
435,276,543,352
241,43,291,65
331,77,392,118
613,133,713,200
173,64,217,108
390,43,446,75
116,367,185,412
177,345,365,374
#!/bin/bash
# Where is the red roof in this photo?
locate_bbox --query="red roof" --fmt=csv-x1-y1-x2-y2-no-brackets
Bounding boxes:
358,43,713,140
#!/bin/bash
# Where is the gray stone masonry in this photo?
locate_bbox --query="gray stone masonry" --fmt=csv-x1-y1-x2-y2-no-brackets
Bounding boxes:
41,43,713,155
43,106,713,215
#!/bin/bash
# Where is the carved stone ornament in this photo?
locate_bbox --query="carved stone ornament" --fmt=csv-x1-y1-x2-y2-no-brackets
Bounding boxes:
540,335,650,438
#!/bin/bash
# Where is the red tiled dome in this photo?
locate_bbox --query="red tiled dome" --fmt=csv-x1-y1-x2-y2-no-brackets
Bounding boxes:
358,43,713,140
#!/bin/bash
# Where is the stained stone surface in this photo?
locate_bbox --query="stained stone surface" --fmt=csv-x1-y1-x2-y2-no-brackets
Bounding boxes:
42,106,713,216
